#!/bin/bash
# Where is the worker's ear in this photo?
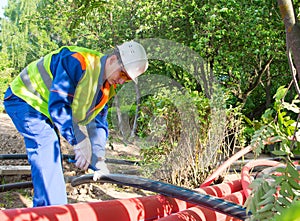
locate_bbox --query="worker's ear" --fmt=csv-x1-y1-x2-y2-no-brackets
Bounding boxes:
109,54,118,65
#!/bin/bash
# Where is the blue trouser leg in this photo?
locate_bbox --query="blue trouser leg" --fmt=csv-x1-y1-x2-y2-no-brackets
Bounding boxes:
4,89,67,206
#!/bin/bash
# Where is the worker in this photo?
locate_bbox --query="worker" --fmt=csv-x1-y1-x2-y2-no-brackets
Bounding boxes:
3,41,148,207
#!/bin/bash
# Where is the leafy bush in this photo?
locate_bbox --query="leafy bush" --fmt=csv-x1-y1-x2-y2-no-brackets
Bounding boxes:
250,86,300,157
245,162,300,221
245,86,300,220
136,87,226,187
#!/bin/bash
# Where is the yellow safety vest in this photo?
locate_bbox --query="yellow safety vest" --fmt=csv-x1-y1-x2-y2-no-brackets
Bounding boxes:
10,46,115,125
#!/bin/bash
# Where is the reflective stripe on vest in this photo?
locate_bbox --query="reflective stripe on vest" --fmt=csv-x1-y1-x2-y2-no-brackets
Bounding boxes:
37,58,52,90
20,58,52,93
10,57,52,118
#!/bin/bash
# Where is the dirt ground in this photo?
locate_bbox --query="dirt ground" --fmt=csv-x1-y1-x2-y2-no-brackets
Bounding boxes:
0,112,151,210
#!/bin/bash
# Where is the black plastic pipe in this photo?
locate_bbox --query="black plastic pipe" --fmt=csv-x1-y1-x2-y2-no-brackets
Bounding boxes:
0,176,78,192
0,154,140,165
0,181,33,192
71,173,251,220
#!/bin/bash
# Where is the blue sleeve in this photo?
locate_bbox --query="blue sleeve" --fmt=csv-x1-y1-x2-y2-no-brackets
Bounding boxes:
87,104,109,137
86,105,109,158
48,51,86,145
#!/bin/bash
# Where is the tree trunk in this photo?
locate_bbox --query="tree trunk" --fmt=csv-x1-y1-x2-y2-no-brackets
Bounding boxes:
114,94,127,140
265,65,272,108
130,79,141,138
277,0,300,81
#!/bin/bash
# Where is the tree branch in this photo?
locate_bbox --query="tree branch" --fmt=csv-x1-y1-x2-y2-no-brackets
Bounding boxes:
278,0,300,81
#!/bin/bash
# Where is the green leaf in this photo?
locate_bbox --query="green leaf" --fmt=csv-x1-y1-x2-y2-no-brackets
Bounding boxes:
257,203,274,213
274,202,284,214
281,182,295,196
274,86,288,101
287,177,300,190
276,167,286,173
277,196,292,206
287,163,300,179
271,150,287,156
258,195,275,206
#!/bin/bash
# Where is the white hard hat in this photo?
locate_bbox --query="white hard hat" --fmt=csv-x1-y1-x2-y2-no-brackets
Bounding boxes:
117,41,148,83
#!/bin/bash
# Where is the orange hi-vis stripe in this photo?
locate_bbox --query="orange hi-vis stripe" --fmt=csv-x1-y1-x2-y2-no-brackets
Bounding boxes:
87,81,115,115
72,53,87,70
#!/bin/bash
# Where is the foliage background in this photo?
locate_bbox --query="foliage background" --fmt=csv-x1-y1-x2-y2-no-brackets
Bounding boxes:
1,0,300,219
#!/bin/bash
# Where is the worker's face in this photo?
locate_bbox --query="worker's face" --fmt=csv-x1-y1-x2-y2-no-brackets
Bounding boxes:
105,55,131,85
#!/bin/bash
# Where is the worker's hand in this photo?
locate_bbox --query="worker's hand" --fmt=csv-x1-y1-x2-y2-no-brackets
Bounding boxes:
74,137,92,170
93,159,110,181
